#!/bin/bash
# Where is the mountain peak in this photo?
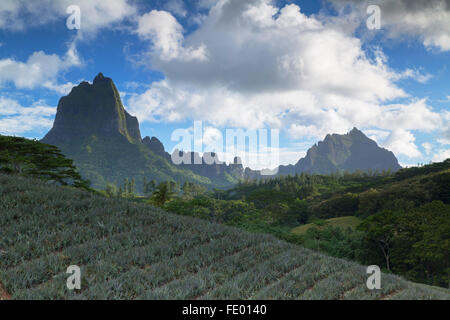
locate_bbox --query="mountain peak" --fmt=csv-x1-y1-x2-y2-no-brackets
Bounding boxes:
93,72,113,86
40,74,245,191
42,73,141,145
349,127,363,136
143,136,166,157
283,128,401,174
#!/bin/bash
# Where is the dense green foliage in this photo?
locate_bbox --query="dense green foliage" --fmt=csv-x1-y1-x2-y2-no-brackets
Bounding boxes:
0,136,89,189
359,202,449,287
146,160,450,288
226,159,450,219
151,181,178,206
0,174,448,300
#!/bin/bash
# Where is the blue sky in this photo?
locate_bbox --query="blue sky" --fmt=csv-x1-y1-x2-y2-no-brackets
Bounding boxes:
0,0,449,168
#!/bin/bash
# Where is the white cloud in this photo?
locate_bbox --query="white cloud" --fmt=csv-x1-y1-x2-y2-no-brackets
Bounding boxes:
383,0,450,52
433,149,450,162
0,0,136,36
438,110,450,145
164,0,188,18
41,81,80,95
137,10,207,62
0,97,56,135
201,126,224,151
395,68,432,84
128,80,293,128
365,129,390,143
422,142,433,155
126,0,443,160
375,99,440,132
0,43,81,93
384,129,422,158
198,0,220,10
0,98,54,116
152,2,405,100
330,0,450,52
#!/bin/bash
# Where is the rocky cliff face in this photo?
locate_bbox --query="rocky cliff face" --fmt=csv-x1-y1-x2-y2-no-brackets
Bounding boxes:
143,136,167,157
43,73,141,146
41,74,243,190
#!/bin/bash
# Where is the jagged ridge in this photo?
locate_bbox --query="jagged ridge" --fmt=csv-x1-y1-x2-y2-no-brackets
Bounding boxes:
278,128,401,175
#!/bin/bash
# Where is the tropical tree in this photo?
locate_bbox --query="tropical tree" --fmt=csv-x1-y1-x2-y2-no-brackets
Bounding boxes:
143,177,157,197
151,181,177,206
392,201,450,287
0,136,89,189
358,210,399,271
105,183,118,197
182,181,206,200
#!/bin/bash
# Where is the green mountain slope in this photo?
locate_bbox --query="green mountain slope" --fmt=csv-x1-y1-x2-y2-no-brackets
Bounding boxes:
0,174,448,300
41,73,241,190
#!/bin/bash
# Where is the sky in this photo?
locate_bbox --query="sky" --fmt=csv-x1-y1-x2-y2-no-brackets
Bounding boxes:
0,0,449,169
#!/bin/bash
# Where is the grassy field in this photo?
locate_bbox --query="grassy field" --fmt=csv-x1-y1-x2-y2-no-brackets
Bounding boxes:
291,216,361,235
0,174,448,300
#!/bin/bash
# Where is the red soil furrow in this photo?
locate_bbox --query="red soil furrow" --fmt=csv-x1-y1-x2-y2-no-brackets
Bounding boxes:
0,282,11,300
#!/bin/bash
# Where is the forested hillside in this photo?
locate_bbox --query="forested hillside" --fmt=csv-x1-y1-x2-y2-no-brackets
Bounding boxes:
158,160,450,288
